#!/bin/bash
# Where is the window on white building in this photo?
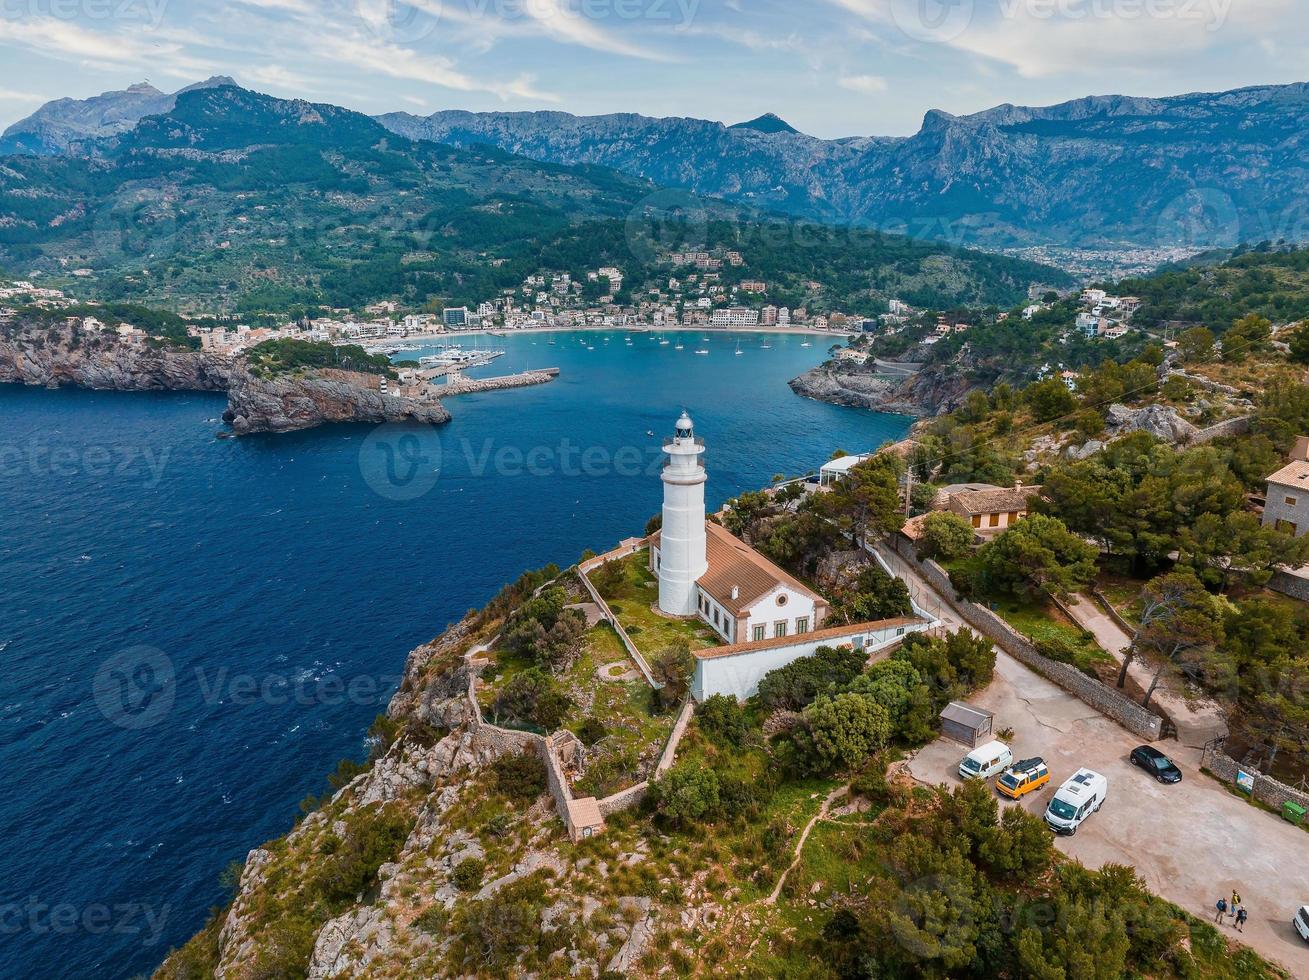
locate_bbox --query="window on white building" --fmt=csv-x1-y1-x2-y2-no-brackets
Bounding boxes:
774,621,787,639
753,625,766,642
796,617,809,634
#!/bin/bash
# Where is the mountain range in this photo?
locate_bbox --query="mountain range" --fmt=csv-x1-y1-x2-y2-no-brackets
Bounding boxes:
7,79,1307,249
0,84,1055,313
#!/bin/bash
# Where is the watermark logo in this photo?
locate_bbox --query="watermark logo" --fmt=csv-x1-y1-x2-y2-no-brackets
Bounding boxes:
2,0,170,30
352,0,442,44
93,646,176,731
91,191,179,264
359,423,445,501
1155,187,1240,250
0,898,170,945
889,0,976,44
624,188,709,266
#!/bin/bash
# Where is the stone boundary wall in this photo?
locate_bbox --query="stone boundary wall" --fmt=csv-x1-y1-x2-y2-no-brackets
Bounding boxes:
594,699,697,816
1189,414,1253,445
578,541,660,688
885,536,1164,741
1204,748,1309,813
463,648,697,837
1090,589,1137,637
1268,570,1309,603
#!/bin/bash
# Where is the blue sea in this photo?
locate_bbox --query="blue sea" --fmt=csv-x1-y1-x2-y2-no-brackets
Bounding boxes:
0,330,910,978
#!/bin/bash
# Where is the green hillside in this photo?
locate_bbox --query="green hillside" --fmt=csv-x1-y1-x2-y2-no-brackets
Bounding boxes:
0,85,1065,315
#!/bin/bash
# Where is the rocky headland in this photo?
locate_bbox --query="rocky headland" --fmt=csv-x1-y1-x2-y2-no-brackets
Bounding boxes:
788,361,971,417
0,324,450,435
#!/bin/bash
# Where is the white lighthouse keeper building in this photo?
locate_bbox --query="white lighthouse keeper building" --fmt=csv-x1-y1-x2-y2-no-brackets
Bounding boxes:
656,412,709,616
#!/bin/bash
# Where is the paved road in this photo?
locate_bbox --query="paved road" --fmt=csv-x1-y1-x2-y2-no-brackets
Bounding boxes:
1062,593,1226,748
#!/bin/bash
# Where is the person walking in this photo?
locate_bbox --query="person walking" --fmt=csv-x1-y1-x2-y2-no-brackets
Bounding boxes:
1214,897,1228,924
1235,905,1248,932
1232,889,1242,911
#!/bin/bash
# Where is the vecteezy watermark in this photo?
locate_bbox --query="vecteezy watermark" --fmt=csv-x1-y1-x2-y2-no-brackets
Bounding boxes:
996,0,1233,31
358,428,668,501
0,899,171,945
359,423,445,501
1154,187,1241,250
889,0,976,44
625,188,710,266
93,646,176,731
352,0,700,44
93,647,400,729
0,439,173,488
0,0,170,29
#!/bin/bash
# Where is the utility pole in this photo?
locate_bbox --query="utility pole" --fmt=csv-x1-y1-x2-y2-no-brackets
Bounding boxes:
904,463,913,517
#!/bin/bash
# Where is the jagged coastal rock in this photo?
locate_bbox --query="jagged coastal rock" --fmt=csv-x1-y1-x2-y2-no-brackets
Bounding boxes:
223,368,450,435
788,361,970,416
0,328,231,391
0,325,450,435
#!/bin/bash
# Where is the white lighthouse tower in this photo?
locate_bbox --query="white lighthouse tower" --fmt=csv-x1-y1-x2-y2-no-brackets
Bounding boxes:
657,411,708,616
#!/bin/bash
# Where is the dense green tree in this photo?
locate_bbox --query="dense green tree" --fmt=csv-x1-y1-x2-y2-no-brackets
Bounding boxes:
757,645,868,711
650,760,720,827
1222,313,1272,362
818,454,905,548
651,641,694,710
918,511,976,561
696,694,747,747
489,669,572,731
796,692,892,772
1025,377,1078,423
1288,321,1309,364
976,514,1098,599
1177,325,1215,362
1178,511,1309,591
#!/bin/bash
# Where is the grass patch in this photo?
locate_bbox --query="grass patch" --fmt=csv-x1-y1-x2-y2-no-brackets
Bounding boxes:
993,596,1115,675
593,550,721,657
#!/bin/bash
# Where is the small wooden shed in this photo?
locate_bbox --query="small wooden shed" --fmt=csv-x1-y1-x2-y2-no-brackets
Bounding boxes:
940,701,994,748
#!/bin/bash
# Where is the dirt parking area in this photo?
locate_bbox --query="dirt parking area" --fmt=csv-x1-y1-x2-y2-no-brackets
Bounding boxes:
909,652,1309,977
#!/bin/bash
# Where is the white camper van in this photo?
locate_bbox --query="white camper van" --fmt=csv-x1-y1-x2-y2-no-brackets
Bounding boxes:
1044,768,1108,835
958,740,1013,780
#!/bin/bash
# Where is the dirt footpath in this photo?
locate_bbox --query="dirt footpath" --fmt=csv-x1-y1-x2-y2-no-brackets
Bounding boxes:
909,653,1309,977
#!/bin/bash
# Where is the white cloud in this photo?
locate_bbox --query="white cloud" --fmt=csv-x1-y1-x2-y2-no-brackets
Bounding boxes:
0,16,217,79
317,33,559,101
839,73,887,93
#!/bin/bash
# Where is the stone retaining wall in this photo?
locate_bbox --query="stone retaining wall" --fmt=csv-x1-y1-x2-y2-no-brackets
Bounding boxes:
1204,747,1309,813
1190,414,1253,445
578,542,660,687
594,699,697,817
1268,570,1309,603
463,643,696,838
886,536,1164,741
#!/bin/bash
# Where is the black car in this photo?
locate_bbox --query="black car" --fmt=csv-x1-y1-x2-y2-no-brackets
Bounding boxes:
1130,745,1182,783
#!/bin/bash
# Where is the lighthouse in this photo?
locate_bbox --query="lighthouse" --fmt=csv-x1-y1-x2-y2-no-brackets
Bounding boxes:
656,411,708,616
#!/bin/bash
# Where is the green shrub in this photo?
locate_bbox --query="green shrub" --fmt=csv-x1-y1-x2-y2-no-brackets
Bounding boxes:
697,694,747,747
452,856,486,891
490,750,548,803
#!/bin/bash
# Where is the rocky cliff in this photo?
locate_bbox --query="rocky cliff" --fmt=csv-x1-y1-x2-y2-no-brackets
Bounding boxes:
789,361,971,417
224,368,450,434
0,328,232,391
0,326,451,434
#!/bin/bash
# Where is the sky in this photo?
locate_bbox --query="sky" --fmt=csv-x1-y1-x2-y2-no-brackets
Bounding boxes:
0,0,1305,137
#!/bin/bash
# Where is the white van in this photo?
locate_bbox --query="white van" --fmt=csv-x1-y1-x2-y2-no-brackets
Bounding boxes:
1045,768,1108,835
1294,905,1309,943
958,740,1013,780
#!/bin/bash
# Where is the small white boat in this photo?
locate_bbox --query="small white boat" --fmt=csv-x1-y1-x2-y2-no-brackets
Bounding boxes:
761,342,772,349
800,341,811,348
735,340,743,356
694,348,709,355
674,342,684,350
